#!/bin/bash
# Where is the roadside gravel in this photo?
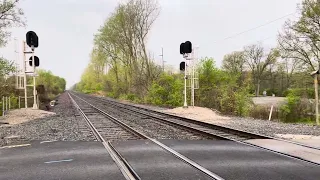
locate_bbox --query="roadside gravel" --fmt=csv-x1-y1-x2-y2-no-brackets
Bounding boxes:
0,92,96,147
212,117,320,138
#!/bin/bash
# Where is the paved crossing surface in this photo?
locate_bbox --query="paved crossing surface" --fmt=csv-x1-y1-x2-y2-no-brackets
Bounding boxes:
0,141,124,180
158,140,320,180
1,140,320,180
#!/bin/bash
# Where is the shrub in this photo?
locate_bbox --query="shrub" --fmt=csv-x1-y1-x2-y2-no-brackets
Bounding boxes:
282,88,315,98
265,88,279,96
279,90,314,123
146,73,183,107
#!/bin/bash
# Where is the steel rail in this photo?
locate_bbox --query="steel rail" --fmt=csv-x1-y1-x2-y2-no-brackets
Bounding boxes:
95,94,320,151
78,93,320,167
70,92,225,180
68,93,141,180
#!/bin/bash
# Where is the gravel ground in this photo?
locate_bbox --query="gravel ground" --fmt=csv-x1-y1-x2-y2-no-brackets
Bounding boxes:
86,94,320,140
79,96,206,140
0,92,96,147
212,117,320,138
0,108,56,125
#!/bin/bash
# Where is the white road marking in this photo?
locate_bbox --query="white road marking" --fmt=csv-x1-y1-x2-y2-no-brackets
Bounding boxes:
44,159,74,164
40,140,57,144
0,144,31,149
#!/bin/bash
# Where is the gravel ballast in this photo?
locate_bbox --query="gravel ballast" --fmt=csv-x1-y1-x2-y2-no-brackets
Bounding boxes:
79,96,206,140
87,94,320,140
0,92,96,147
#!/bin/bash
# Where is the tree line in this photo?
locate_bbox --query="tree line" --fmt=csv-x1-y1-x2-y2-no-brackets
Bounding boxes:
76,0,320,124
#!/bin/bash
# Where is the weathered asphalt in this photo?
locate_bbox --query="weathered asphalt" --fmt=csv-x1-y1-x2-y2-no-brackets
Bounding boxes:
111,140,213,180
1,140,320,180
158,140,320,180
0,141,124,180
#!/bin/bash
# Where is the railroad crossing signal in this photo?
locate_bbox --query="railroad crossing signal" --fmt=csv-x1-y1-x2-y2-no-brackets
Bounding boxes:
180,61,186,71
29,56,40,67
180,41,192,54
26,31,39,49
179,41,199,108
179,41,193,108
23,31,40,109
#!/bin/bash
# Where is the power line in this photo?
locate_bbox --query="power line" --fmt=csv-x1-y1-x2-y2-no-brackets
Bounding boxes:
213,12,296,43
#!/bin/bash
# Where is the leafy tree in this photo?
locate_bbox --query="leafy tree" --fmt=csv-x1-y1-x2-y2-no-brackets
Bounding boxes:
36,69,66,99
78,0,161,98
0,57,15,96
197,57,251,116
278,0,320,71
0,0,25,46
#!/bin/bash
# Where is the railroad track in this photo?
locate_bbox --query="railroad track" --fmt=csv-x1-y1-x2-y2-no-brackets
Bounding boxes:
69,94,143,141
87,93,320,150
71,94,222,140
78,93,267,142
68,93,225,180
71,92,320,167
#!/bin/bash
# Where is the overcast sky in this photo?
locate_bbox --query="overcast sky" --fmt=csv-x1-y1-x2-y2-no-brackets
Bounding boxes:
1,0,302,88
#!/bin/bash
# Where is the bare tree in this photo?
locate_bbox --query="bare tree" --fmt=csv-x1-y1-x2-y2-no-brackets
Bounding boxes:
244,44,279,96
222,51,246,75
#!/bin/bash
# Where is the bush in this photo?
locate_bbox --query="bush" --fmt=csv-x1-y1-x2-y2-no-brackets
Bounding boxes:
126,93,138,101
265,88,279,96
282,88,315,98
235,87,252,116
279,91,313,123
250,106,270,119
146,73,183,107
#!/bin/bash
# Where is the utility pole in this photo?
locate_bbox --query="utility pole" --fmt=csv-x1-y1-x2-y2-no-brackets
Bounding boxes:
160,47,164,72
315,74,319,125
311,70,319,126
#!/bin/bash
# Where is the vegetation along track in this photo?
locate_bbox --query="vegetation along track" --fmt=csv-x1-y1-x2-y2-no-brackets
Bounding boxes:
69,92,224,180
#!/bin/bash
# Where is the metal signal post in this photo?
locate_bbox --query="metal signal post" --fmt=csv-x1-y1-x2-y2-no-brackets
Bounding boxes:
21,31,40,109
180,41,192,108
180,41,199,108
31,46,37,109
184,57,188,107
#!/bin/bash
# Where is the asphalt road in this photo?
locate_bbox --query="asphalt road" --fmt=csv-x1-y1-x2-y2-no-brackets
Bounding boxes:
159,140,320,180
1,140,320,180
112,140,213,180
0,141,124,180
